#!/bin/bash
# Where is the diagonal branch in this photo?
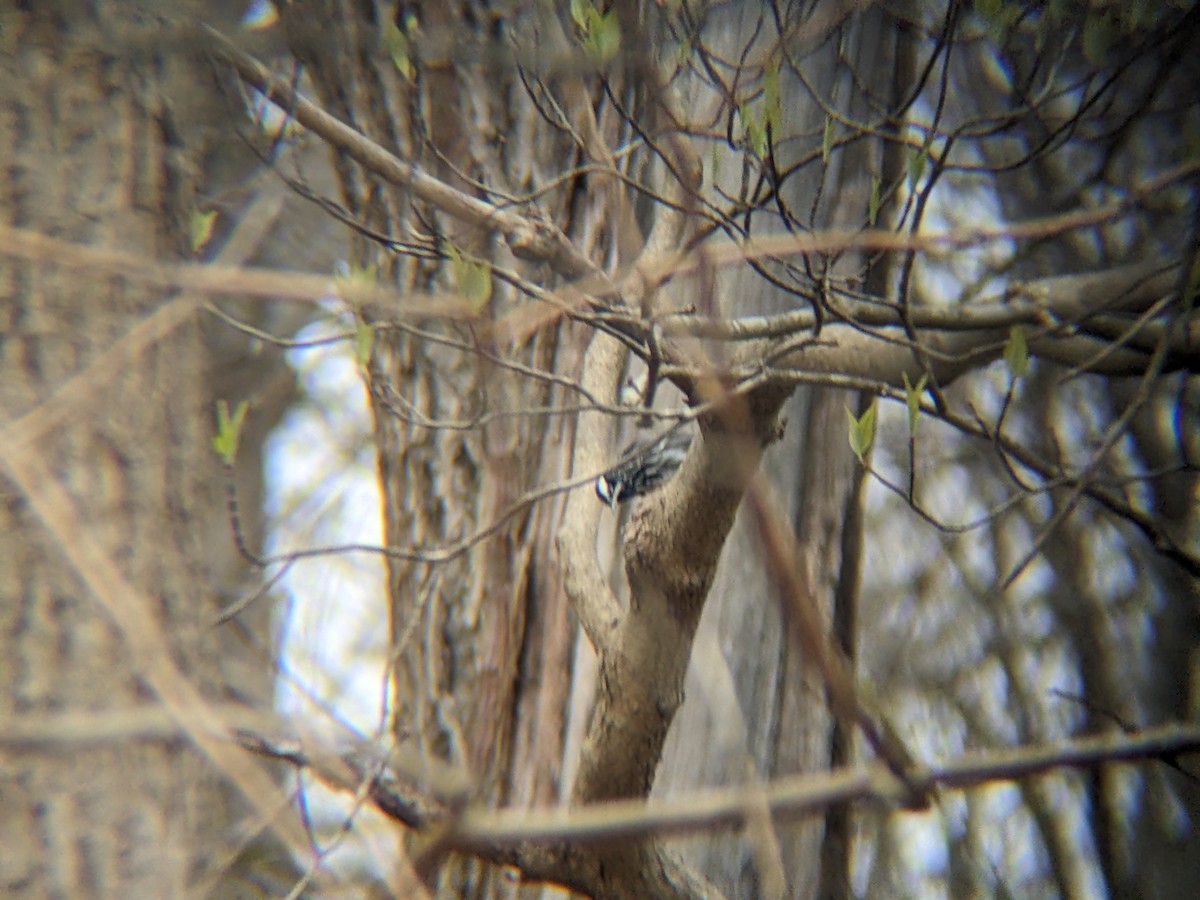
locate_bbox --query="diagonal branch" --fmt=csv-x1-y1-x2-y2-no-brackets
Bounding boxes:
201,25,601,282
235,718,1200,878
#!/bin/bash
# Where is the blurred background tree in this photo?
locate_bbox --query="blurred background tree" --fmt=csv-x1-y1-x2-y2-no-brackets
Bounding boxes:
1,1,1196,898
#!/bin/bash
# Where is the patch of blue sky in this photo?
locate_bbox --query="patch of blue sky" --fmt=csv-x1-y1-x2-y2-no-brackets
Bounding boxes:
240,0,278,30
260,298,394,877
264,312,388,737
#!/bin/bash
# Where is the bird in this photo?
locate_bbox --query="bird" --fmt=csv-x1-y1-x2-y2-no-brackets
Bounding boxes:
595,425,694,507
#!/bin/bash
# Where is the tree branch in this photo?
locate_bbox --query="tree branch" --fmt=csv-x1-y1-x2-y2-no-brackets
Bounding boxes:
234,719,1200,889
201,25,601,282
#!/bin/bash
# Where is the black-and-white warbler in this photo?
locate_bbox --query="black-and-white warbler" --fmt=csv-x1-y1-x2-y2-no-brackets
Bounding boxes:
595,425,694,507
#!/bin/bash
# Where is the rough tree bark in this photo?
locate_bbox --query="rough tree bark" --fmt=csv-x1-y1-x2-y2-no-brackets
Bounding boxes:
193,2,1199,898
650,6,908,897
0,6,306,896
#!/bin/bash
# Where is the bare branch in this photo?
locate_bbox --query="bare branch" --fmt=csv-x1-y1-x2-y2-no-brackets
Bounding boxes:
236,719,1200,863
201,25,603,283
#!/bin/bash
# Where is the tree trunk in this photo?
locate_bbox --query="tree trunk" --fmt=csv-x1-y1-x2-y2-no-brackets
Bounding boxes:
650,6,904,897
0,6,295,896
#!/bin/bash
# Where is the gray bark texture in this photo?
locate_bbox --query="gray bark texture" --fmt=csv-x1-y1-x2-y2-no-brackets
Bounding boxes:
650,6,900,898
0,5,304,896
6,1,1198,898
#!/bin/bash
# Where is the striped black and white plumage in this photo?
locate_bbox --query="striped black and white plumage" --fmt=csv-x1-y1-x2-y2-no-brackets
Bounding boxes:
595,425,694,507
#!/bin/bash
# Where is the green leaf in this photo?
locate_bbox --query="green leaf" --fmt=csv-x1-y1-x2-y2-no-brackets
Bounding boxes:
189,209,218,253
569,0,589,31
675,33,693,67
576,4,619,67
907,144,927,192
822,116,834,165
868,174,881,226
741,103,766,159
386,23,414,81
902,371,928,432
846,400,878,463
332,261,379,306
212,399,249,465
592,9,621,67
763,59,781,135
337,261,378,286
448,245,493,311
354,321,374,370
1004,324,1029,379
